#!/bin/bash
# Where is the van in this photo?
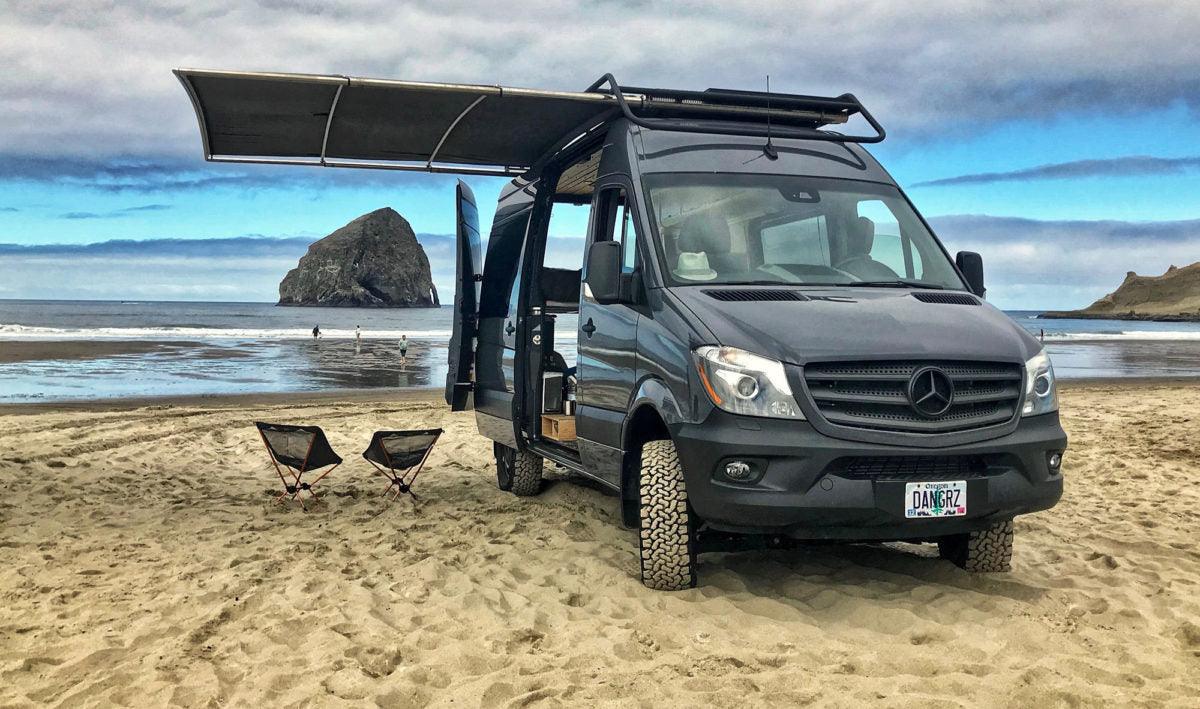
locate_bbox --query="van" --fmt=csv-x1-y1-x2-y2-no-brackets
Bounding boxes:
176,69,1067,590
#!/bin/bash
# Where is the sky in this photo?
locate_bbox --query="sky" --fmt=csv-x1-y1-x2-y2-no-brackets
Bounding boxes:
1,1,1198,309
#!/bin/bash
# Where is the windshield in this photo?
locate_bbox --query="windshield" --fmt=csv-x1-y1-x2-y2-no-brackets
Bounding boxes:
642,173,965,289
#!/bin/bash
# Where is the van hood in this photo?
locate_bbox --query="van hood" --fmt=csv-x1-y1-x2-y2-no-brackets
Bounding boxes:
671,286,1042,365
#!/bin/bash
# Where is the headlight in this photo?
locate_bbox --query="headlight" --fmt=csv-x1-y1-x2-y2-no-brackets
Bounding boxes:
1021,349,1058,417
693,346,804,420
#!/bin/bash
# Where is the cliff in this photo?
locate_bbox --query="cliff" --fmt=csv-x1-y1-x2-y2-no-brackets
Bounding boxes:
278,208,439,308
1042,263,1200,321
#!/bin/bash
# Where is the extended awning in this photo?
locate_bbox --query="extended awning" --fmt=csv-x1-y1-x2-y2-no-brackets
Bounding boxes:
174,69,875,178
174,69,620,177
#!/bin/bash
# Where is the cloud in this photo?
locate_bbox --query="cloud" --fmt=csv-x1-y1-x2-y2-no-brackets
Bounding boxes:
929,214,1200,309
1,1,1198,165
914,155,1200,187
121,203,172,212
57,203,174,219
3,154,453,194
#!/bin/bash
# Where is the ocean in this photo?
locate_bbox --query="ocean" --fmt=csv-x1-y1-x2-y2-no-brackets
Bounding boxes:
1,300,1198,403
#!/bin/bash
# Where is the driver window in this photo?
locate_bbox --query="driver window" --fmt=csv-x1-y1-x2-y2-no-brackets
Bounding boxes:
594,187,640,273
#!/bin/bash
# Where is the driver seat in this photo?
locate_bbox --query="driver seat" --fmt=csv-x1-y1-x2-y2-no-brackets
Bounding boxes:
678,214,749,275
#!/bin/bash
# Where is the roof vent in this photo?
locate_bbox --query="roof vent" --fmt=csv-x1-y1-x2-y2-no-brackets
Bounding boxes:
912,292,980,306
705,289,809,302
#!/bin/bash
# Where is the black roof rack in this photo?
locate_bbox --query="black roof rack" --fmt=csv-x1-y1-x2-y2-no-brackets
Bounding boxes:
586,73,885,144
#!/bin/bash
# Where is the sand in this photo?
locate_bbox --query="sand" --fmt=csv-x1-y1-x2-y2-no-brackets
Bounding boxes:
1,384,1197,707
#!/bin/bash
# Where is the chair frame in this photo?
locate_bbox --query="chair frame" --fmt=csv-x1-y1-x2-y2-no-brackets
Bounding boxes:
364,430,442,504
257,428,341,510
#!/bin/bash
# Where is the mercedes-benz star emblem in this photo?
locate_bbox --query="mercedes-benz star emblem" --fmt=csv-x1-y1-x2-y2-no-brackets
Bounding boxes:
907,367,955,417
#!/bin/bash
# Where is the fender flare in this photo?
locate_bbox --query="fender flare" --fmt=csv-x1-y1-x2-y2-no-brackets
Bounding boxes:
624,376,685,444
618,376,686,526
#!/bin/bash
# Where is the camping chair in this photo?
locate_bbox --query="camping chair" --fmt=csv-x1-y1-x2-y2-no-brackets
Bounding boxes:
361,429,443,504
255,422,343,509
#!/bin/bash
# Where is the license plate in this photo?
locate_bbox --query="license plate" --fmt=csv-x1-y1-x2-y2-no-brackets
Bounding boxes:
905,481,967,518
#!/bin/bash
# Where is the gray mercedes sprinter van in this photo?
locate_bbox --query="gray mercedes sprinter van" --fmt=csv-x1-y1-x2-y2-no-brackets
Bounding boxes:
177,69,1067,591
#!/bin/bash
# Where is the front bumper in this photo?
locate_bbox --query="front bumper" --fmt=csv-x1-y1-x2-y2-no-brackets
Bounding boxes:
671,409,1066,540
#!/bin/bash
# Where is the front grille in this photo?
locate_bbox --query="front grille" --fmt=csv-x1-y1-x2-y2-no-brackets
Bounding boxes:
802,360,1023,433
705,289,808,302
831,455,989,480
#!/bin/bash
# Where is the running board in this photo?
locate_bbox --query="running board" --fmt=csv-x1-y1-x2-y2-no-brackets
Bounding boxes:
529,442,620,492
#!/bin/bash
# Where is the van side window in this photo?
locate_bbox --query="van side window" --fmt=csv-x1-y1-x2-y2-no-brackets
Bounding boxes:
857,199,921,279
480,212,531,318
760,215,830,267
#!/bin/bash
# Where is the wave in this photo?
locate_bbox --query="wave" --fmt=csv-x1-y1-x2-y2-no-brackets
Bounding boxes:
1041,331,1200,342
0,324,451,340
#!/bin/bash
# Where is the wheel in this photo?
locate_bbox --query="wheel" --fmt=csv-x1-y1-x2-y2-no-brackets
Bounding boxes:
938,519,1014,572
637,439,697,591
493,442,543,496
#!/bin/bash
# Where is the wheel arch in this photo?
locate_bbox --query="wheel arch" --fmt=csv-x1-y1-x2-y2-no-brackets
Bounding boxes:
619,377,684,527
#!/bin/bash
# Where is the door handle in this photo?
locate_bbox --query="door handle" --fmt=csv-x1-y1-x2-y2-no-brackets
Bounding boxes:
582,318,596,337
505,321,516,336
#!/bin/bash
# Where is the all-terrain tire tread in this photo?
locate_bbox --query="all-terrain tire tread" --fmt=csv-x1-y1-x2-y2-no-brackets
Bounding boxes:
637,439,697,591
509,450,543,497
939,519,1013,572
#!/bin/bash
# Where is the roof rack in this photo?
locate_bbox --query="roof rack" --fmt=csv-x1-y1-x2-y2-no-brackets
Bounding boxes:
585,73,885,144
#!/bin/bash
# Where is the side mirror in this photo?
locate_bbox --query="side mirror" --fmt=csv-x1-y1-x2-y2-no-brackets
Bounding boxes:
956,251,986,297
585,240,623,304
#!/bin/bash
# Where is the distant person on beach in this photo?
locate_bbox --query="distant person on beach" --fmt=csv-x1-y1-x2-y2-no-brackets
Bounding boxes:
355,325,362,344
312,325,321,339
1040,328,1045,342
399,335,408,362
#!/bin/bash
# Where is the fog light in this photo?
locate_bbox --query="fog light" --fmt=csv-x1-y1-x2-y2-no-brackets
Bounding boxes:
1047,452,1063,470
724,461,753,481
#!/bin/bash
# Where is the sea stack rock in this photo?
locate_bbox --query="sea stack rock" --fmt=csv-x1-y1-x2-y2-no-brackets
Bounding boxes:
278,207,440,308
1042,262,1200,322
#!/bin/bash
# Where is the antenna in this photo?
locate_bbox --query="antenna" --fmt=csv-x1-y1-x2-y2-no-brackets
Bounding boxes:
763,74,778,160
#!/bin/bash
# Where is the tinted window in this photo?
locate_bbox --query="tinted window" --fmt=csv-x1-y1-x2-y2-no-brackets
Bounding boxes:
479,212,530,318
761,215,829,266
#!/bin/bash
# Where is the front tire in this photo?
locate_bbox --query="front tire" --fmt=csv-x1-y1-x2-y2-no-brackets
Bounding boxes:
637,439,697,591
493,442,543,496
938,519,1014,572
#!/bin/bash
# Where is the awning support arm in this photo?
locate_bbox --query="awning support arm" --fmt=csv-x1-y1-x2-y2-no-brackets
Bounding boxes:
425,93,490,170
319,82,348,166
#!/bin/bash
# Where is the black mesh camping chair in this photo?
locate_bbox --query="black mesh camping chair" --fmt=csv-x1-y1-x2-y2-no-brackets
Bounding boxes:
255,422,343,509
361,428,443,504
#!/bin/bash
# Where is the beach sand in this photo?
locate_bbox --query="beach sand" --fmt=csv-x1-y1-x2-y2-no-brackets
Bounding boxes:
0,384,1197,707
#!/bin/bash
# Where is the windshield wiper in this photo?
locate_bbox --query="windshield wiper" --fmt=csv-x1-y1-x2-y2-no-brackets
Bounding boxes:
833,279,945,290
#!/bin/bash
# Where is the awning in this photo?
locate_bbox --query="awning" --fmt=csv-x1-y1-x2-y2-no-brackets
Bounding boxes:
175,69,871,178
174,69,620,176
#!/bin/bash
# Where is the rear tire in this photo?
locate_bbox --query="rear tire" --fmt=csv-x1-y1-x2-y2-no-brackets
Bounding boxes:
637,439,697,591
494,442,543,496
938,519,1013,572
